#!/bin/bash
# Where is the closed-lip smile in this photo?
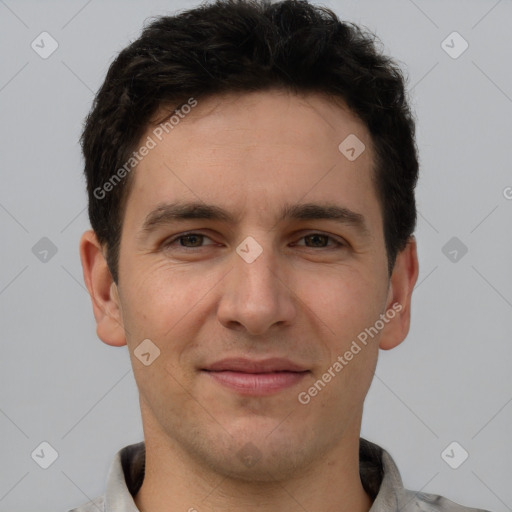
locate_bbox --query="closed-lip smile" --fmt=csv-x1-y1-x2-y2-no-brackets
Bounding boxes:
202,357,310,395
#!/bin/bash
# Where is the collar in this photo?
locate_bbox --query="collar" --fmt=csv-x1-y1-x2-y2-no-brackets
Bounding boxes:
101,437,402,511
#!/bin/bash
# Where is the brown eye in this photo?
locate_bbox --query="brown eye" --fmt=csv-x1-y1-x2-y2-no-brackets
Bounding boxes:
163,232,215,250
304,234,330,247
178,234,204,247
294,233,344,249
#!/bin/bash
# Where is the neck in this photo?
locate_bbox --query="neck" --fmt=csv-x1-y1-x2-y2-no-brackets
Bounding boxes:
134,417,373,512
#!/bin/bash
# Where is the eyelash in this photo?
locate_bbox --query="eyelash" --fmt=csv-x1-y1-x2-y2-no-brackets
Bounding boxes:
162,232,346,250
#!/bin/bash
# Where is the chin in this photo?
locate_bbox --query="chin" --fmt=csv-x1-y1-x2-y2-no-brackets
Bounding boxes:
187,425,321,483
208,449,309,483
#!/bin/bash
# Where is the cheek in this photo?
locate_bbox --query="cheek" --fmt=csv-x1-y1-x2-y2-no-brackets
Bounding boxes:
120,262,218,361
297,264,387,345
306,269,385,404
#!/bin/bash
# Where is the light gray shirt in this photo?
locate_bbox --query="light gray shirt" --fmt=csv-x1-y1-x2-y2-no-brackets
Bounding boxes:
68,438,491,511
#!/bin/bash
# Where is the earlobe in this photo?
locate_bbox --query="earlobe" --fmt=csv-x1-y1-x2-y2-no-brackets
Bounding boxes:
379,236,419,351
79,230,127,347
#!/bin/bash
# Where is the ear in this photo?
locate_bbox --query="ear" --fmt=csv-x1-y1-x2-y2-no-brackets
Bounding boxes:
379,236,419,351
79,229,126,347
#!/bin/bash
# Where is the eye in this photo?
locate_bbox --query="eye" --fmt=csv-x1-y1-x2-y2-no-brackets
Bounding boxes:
163,232,215,249
294,233,345,249
161,231,346,252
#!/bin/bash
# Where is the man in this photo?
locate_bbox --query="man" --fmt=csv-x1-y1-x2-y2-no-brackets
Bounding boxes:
75,0,491,510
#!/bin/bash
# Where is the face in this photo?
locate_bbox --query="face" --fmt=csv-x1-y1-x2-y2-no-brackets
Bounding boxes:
95,90,412,480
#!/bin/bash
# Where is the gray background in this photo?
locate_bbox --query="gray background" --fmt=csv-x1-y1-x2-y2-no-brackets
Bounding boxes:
0,0,511,511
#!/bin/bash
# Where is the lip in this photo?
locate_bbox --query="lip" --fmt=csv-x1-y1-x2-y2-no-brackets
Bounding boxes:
203,357,308,373
202,358,309,396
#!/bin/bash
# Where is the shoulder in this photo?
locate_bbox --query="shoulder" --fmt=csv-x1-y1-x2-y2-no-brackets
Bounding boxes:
401,489,493,512
362,438,494,512
67,494,105,512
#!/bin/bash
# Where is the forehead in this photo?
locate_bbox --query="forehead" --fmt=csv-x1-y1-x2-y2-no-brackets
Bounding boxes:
124,90,380,231
152,90,370,159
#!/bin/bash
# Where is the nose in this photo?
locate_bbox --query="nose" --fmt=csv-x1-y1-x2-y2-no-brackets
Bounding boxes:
216,239,297,336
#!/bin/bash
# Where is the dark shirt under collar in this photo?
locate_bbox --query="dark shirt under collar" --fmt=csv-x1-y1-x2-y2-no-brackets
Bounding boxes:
69,438,492,512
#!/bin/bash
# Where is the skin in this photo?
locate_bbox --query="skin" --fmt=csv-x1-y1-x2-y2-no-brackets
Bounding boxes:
80,89,419,512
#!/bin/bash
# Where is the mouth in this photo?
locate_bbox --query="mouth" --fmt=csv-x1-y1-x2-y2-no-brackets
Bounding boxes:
201,358,310,396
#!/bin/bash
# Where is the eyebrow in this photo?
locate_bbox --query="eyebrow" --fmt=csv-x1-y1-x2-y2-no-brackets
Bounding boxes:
138,201,371,238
